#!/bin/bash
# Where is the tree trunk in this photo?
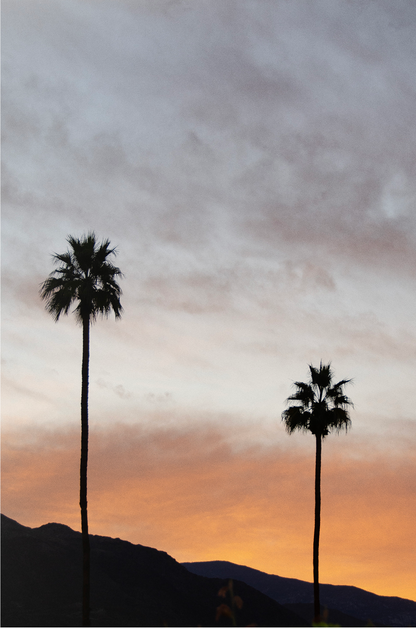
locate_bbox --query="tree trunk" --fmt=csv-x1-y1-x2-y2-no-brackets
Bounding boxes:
80,316,90,627
313,433,322,623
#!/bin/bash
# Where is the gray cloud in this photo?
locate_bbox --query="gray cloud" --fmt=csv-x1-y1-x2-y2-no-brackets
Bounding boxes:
2,0,415,456
96,378,133,400
3,0,415,258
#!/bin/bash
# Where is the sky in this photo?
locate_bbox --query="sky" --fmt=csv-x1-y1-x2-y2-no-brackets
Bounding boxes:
2,0,416,602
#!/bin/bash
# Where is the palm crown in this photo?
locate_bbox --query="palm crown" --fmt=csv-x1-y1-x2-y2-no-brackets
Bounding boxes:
282,362,353,438
40,233,123,323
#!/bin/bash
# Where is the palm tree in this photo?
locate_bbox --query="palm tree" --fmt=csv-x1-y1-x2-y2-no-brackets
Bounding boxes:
282,362,353,623
40,233,123,627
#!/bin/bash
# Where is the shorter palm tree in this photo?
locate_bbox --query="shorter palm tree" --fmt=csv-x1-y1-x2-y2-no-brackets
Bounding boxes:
282,362,353,623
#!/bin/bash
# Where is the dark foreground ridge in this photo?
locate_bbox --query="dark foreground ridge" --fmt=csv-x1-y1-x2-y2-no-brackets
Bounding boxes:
183,560,416,627
1,514,306,627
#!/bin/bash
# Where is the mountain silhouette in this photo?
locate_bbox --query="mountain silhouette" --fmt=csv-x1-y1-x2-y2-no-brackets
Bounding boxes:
1,514,306,627
183,560,416,627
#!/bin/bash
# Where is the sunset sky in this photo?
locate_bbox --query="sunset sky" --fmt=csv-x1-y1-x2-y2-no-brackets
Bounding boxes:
2,0,416,602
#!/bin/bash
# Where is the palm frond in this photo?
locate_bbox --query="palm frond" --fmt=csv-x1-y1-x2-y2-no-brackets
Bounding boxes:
309,361,333,390
326,407,352,433
286,382,314,406
282,406,312,434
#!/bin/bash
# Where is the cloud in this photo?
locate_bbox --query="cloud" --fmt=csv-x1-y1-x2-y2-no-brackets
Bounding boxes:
144,391,174,403
3,0,415,280
96,378,133,400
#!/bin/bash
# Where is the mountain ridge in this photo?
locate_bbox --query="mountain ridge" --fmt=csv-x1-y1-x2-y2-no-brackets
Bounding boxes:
182,560,416,627
1,514,306,627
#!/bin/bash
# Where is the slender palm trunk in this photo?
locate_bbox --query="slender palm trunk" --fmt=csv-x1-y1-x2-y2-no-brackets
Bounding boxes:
313,433,322,623
80,315,90,627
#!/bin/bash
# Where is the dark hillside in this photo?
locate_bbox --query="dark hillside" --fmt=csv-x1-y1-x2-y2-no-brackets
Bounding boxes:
1,514,306,627
183,560,416,627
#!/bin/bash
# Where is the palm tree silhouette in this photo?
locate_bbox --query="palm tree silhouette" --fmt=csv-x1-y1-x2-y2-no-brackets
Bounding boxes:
40,233,123,627
282,362,353,623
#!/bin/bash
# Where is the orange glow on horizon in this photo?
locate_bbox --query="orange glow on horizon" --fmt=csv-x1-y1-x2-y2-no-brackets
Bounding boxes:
2,422,415,601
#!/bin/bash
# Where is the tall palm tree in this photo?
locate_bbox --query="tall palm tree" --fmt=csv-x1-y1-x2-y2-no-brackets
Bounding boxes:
40,233,123,627
282,362,352,623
